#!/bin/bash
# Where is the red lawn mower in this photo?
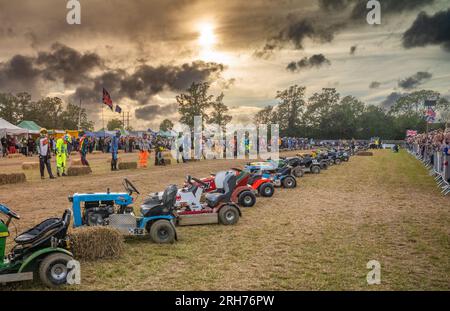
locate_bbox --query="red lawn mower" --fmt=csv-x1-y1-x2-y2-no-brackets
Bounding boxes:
192,168,274,207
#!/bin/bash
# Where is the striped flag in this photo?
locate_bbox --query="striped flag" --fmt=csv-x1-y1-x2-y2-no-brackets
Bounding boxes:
102,88,113,110
115,105,122,113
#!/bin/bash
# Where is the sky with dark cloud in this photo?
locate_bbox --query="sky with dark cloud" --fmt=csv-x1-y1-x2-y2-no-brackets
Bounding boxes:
0,0,449,129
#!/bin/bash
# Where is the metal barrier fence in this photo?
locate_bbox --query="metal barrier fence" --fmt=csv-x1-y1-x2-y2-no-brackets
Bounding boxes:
407,143,450,196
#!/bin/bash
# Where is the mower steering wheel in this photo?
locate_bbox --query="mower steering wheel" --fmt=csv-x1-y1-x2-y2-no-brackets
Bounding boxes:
0,204,20,220
123,178,140,195
191,176,208,188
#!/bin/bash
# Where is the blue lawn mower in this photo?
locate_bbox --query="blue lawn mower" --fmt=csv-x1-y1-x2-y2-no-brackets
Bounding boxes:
69,178,178,244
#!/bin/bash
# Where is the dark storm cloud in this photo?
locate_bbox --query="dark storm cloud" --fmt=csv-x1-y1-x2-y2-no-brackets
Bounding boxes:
36,43,103,85
0,55,41,93
0,0,197,48
403,9,450,52
350,0,435,20
398,71,432,90
381,92,404,110
369,81,381,89
256,0,436,56
0,43,226,105
71,60,226,104
263,18,344,53
135,103,177,121
286,54,331,72
0,43,102,94
350,45,357,55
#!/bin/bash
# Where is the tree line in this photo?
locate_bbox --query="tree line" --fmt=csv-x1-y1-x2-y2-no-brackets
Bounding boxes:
162,82,450,140
0,92,94,130
255,86,450,140
2,84,449,140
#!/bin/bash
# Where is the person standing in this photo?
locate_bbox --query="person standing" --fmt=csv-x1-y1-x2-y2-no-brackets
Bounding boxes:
56,134,70,176
111,130,120,171
79,132,90,166
138,135,150,168
36,128,55,179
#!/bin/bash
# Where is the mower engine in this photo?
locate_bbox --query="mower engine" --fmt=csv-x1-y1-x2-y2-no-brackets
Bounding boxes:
83,200,115,226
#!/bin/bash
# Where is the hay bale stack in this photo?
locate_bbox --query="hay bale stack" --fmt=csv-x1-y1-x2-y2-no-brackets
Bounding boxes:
162,158,171,165
69,226,124,260
7,153,24,159
92,150,102,154
22,162,39,170
356,151,374,156
0,173,26,185
71,159,82,166
67,166,92,176
118,162,137,170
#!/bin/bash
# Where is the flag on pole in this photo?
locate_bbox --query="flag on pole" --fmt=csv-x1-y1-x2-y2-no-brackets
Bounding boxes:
425,107,436,123
115,105,122,114
102,88,113,110
406,130,418,137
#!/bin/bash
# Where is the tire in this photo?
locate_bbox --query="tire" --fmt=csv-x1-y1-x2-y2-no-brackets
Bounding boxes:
149,219,176,244
343,157,349,162
259,183,274,197
311,165,321,174
282,176,297,188
238,190,256,207
320,162,328,170
218,205,240,225
38,252,72,288
334,158,341,165
292,166,304,177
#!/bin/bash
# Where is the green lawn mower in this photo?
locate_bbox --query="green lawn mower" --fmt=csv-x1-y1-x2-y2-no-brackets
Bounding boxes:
0,204,74,288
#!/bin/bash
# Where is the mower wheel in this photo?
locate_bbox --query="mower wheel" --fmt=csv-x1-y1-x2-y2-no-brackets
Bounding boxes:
238,190,256,207
343,157,349,162
282,176,297,188
292,166,304,177
39,252,72,288
259,183,275,197
218,205,240,225
149,220,176,244
334,158,341,165
320,162,328,170
311,165,321,174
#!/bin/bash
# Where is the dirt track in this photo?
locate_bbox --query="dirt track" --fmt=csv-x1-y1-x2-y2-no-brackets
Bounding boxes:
1,150,449,290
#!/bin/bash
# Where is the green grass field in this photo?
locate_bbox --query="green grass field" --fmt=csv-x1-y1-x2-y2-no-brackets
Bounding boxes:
3,150,449,290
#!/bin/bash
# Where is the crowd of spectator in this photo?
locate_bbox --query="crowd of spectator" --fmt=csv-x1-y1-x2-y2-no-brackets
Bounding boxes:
406,128,450,159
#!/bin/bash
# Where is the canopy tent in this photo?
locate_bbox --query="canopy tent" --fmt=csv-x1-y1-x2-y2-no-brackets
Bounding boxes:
0,118,28,137
95,128,130,137
17,120,41,134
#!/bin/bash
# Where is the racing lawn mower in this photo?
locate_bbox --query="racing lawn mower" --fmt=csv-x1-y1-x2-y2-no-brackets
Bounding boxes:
148,171,242,226
70,178,178,244
295,154,322,174
192,169,259,207
0,205,74,287
244,162,297,189
196,168,275,203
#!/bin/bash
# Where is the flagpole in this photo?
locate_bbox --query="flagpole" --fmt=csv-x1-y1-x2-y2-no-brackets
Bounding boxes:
102,105,105,138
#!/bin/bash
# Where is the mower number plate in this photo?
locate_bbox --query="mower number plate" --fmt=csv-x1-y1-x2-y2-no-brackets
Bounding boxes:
129,228,145,235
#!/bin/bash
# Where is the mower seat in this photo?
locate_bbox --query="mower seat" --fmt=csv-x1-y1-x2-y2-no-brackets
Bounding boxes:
205,174,236,208
141,185,177,217
276,166,292,176
14,210,71,245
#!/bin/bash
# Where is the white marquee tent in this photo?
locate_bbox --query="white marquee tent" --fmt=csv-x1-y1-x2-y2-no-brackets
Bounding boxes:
0,118,28,137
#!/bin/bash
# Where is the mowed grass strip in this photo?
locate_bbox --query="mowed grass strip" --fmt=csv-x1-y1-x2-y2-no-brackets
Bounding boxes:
3,150,449,290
